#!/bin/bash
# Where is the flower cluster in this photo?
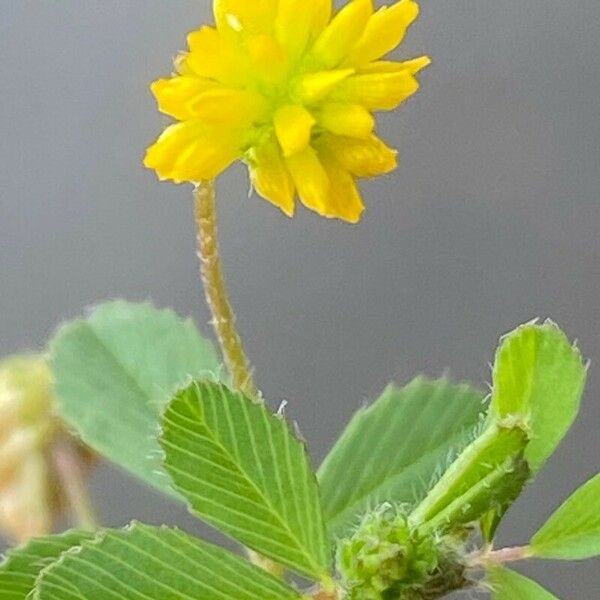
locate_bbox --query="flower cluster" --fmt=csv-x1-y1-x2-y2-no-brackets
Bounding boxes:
145,0,429,222
337,505,440,599
0,356,92,542
0,356,57,541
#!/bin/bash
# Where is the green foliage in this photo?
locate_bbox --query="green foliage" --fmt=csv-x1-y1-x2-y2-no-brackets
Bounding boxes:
480,507,509,545
487,567,559,599
479,322,586,542
50,300,221,496
0,531,91,599
30,314,589,599
33,523,301,600
160,380,331,581
531,472,600,560
411,421,530,533
490,321,587,472
318,378,487,538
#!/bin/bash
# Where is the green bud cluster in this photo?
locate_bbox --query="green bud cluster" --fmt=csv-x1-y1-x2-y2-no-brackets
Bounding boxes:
337,505,468,600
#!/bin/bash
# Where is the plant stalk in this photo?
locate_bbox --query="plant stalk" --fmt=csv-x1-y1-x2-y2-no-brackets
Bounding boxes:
467,545,533,568
52,436,98,531
484,545,533,564
194,181,258,399
194,181,277,573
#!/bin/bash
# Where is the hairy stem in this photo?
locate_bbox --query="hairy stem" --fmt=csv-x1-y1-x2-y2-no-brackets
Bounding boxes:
52,436,98,531
194,181,282,575
194,182,258,399
467,545,533,568
485,545,533,563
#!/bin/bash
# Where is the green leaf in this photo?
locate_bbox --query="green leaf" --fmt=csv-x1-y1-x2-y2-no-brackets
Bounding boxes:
410,420,530,533
161,380,331,581
490,321,587,472
33,523,301,600
531,472,600,560
318,377,487,538
0,531,91,599
50,300,221,497
480,506,511,544
488,566,559,599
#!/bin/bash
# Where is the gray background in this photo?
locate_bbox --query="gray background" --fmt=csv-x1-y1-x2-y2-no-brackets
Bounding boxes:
1,0,599,596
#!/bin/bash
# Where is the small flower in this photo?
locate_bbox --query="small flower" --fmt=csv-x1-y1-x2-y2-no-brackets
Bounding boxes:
145,0,429,222
338,505,439,599
0,356,93,542
0,356,56,541
337,505,471,599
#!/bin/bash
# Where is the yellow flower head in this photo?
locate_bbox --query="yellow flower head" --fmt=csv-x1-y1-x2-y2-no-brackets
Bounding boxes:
145,0,429,222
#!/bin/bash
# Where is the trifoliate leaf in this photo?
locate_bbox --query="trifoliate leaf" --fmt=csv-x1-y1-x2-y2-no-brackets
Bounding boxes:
50,300,221,497
318,378,487,538
487,566,559,599
531,472,600,560
490,321,587,472
160,380,331,581
410,421,530,533
33,523,301,600
0,531,91,599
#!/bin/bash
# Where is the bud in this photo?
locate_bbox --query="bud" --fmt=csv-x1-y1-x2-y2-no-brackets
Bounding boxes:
337,505,469,600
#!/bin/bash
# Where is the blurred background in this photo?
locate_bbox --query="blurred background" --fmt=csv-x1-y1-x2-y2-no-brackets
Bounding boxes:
1,0,599,596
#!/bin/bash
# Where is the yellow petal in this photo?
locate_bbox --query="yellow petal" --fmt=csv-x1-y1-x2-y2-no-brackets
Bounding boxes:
276,0,324,58
246,35,289,82
318,103,374,139
336,71,419,110
173,53,195,77
311,0,374,68
214,0,279,34
359,56,431,75
344,0,420,67
188,88,268,126
398,56,432,74
313,0,334,33
145,122,199,176
319,156,365,222
186,27,248,85
0,454,52,542
249,137,296,216
0,430,41,483
286,146,330,215
319,134,397,177
173,138,242,183
274,105,316,158
144,122,242,183
150,77,219,120
298,69,355,104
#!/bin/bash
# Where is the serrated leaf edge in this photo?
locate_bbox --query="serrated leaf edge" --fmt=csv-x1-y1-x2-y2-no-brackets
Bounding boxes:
159,380,331,581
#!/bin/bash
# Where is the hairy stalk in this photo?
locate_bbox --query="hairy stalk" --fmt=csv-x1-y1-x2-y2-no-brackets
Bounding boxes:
467,545,533,568
194,181,282,575
52,436,97,531
194,181,258,399
484,545,533,563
